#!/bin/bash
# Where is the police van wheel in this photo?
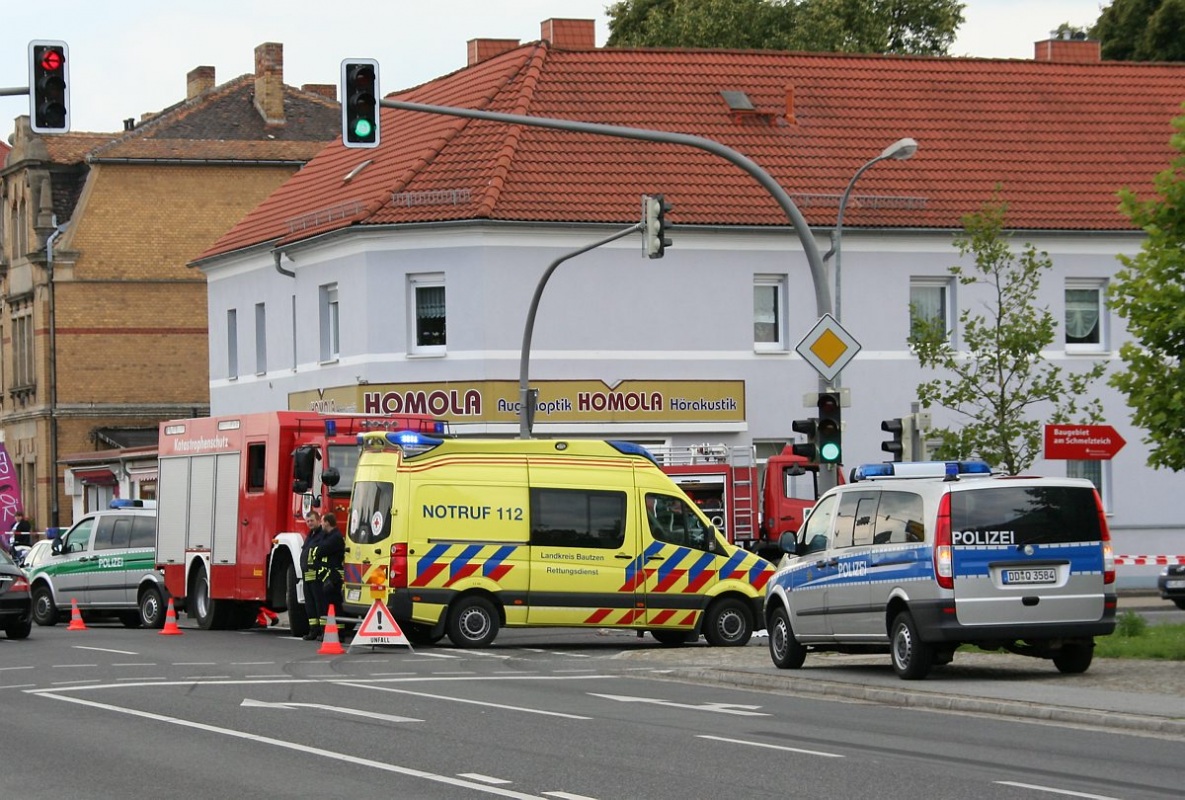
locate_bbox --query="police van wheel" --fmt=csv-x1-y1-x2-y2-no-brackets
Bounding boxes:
118,611,141,628
447,596,499,648
890,611,933,680
703,598,753,647
32,585,58,627
1052,641,1094,674
768,606,807,669
138,586,166,629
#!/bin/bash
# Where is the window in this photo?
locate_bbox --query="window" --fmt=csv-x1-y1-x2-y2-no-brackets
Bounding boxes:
64,519,93,553
645,493,714,551
246,443,266,491
1065,281,1106,352
530,488,626,549
754,276,785,350
910,278,952,341
130,516,156,548
409,274,446,353
319,283,340,362
834,490,878,548
254,302,267,375
13,310,34,388
800,494,837,554
1068,460,1109,510
873,491,926,544
226,309,238,380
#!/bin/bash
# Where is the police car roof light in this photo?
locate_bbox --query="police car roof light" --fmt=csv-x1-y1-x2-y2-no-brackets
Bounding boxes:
109,499,143,508
851,460,994,482
608,441,659,464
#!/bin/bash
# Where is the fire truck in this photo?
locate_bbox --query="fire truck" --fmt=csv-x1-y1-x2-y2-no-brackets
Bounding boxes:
649,444,829,561
155,411,445,635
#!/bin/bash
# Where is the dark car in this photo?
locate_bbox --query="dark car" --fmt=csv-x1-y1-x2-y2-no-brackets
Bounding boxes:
1157,564,1185,610
0,547,33,639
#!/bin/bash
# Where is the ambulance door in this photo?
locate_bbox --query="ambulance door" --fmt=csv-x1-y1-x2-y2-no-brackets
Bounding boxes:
640,492,721,631
525,485,636,626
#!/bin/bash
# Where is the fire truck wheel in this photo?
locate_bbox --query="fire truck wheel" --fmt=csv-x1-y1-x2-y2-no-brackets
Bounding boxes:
138,585,166,629
768,605,806,669
703,597,753,646
190,563,233,630
286,565,310,638
446,595,499,648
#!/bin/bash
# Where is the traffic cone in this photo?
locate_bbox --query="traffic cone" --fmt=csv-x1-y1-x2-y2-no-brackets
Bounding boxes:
66,598,87,631
159,598,183,636
317,604,345,655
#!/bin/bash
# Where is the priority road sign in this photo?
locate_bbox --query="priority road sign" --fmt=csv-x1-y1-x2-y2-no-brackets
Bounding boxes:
795,314,861,382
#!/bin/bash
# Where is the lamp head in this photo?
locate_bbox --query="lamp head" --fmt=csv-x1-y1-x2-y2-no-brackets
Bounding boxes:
882,137,918,160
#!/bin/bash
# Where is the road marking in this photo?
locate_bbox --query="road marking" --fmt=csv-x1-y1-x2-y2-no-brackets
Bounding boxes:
116,676,167,682
542,792,601,799
241,698,421,723
36,692,557,800
0,665,36,672
696,734,844,758
112,662,156,667
460,773,513,785
52,664,98,669
995,781,1123,800
74,646,138,655
589,693,770,716
339,680,594,719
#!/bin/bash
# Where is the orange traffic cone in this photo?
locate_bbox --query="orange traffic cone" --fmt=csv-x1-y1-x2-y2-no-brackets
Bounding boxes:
317,604,345,655
159,598,183,636
67,598,87,631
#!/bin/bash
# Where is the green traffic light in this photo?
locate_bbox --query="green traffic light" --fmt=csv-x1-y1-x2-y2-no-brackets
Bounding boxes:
819,442,841,463
353,118,374,139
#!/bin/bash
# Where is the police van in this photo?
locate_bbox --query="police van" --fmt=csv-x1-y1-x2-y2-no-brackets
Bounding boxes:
764,461,1116,679
341,431,775,647
27,500,168,629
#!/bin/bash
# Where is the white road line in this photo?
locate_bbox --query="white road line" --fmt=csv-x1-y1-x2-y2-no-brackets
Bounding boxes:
231,661,276,666
111,662,156,667
459,773,513,785
74,646,138,655
36,692,555,800
172,662,217,666
241,699,421,723
339,681,594,719
995,781,1123,800
542,792,601,799
116,676,167,682
696,734,845,759
52,664,98,669
460,650,512,660
0,665,35,672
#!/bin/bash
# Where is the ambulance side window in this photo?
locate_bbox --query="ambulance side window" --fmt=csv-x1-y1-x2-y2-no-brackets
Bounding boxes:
349,481,394,545
646,493,712,551
530,488,626,549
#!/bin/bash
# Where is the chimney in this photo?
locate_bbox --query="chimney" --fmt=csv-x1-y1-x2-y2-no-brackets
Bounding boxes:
187,66,216,99
1034,32,1101,63
301,83,336,101
540,18,596,49
254,42,285,125
468,38,520,66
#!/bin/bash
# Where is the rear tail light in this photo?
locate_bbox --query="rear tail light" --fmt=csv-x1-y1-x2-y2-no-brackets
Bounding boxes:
389,542,408,590
10,575,30,592
1094,490,1115,585
933,492,953,590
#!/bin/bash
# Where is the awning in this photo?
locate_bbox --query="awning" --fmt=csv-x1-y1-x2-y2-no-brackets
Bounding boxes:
127,466,158,483
72,468,117,485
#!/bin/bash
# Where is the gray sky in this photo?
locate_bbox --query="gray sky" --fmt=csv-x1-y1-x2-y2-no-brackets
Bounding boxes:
4,0,1109,134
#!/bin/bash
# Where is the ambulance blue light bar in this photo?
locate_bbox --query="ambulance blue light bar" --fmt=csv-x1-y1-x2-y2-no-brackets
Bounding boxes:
608,441,659,464
357,430,444,454
851,460,993,482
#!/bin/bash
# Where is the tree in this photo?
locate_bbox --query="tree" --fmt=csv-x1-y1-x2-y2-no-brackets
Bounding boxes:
1108,109,1185,471
1092,0,1185,61
908,201,1106,475
605,0,964,56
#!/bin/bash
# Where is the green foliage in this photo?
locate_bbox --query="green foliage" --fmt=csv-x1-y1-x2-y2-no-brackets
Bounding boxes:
1095,621,1185,660
1113,610,1149,637
1093,0,1185,61
605,0,964,56
908,200,1106,475
1108,110,1185,472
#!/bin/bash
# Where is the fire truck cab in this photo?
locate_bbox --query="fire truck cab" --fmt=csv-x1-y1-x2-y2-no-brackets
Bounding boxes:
155,411,445,635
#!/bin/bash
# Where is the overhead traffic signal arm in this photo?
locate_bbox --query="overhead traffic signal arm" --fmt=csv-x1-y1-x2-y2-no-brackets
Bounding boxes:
29,40,70,133
341,58,380,148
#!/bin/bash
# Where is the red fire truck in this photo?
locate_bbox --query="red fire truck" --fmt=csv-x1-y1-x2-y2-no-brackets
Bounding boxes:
649,444,829,561
155,411,445,635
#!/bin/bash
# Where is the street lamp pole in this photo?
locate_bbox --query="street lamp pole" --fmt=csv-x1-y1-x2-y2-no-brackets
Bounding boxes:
825,137,918,324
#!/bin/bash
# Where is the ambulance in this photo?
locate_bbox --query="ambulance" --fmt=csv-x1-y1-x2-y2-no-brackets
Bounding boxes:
342,431,775,647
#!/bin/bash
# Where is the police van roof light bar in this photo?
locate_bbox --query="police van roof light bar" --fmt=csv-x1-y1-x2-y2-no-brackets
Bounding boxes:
850,460,993,482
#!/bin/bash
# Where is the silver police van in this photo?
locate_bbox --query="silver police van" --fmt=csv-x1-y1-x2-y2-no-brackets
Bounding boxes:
764,461,1116,679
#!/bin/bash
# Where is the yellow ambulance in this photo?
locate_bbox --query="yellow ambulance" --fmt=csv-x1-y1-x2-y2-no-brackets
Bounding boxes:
341,431,775,648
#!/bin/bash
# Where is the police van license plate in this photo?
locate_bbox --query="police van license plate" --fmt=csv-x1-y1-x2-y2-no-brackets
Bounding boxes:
347,588,361,602
1003,568,1057,585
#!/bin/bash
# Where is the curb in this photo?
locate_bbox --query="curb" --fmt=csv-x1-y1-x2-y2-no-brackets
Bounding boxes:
657,666,1185,738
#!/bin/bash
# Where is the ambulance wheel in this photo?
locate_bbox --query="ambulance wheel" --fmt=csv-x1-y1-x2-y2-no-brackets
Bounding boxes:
650,629,695,646
768,606,807,669
446,596,499,648
138,585,166,629
285,565,310,638
32,584,58,627
703,597,753,646
890,611,933,680
405,623,445,645
1052,641,1094,674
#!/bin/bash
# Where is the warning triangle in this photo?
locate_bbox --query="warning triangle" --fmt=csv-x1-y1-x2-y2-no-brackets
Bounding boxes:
348,599,414,652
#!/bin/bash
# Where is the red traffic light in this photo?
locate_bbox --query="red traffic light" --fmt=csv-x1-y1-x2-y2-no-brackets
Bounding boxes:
40,48,64,72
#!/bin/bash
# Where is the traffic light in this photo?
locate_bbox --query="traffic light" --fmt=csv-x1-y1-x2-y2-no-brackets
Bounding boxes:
816,391,842,464
791,417,818,461
341,59,380,148
29,40,70,133
642,194,672,258
881,418,905,462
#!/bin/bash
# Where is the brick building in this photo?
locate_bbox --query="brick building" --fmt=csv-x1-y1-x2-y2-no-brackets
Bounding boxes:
0,42,339,530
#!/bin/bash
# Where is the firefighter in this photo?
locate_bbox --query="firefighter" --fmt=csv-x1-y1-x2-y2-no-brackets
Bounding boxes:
316,512,345,636
300,511,326,640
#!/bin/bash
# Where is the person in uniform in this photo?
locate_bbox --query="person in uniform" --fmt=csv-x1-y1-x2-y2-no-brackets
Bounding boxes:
316,512,345,638
299,511,326,640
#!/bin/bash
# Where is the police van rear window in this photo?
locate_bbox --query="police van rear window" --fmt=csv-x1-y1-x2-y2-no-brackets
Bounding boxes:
949,486,1101,545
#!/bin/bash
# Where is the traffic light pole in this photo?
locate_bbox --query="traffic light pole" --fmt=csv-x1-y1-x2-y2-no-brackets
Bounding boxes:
0,87,29,97
379,98,837,485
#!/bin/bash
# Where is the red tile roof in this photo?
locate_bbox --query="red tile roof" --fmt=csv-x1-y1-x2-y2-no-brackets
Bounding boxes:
199,42,1185,262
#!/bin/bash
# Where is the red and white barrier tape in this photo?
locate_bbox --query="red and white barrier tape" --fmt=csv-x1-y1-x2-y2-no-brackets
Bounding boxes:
1115,555,1185,566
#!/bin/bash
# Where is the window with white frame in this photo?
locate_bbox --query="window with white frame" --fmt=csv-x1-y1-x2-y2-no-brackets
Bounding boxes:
319,283,340,362
1067,460,1109,510
753,276,786,350
910,277,952,341
409,274,446,354
12,309,34,388
1065,280,1107,353
227,309,238,380
254,302,267,375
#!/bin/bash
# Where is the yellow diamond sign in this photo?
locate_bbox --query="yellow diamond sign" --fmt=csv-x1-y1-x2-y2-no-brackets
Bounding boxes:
795,314,862,382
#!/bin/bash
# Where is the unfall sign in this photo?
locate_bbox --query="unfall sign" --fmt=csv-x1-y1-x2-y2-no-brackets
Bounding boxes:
1044,424,1126,461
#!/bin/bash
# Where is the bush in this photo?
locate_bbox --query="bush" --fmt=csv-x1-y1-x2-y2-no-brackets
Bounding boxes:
1114,610,1148,638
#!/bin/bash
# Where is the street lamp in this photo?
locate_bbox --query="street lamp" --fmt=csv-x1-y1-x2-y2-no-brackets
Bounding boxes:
825,137,918,324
